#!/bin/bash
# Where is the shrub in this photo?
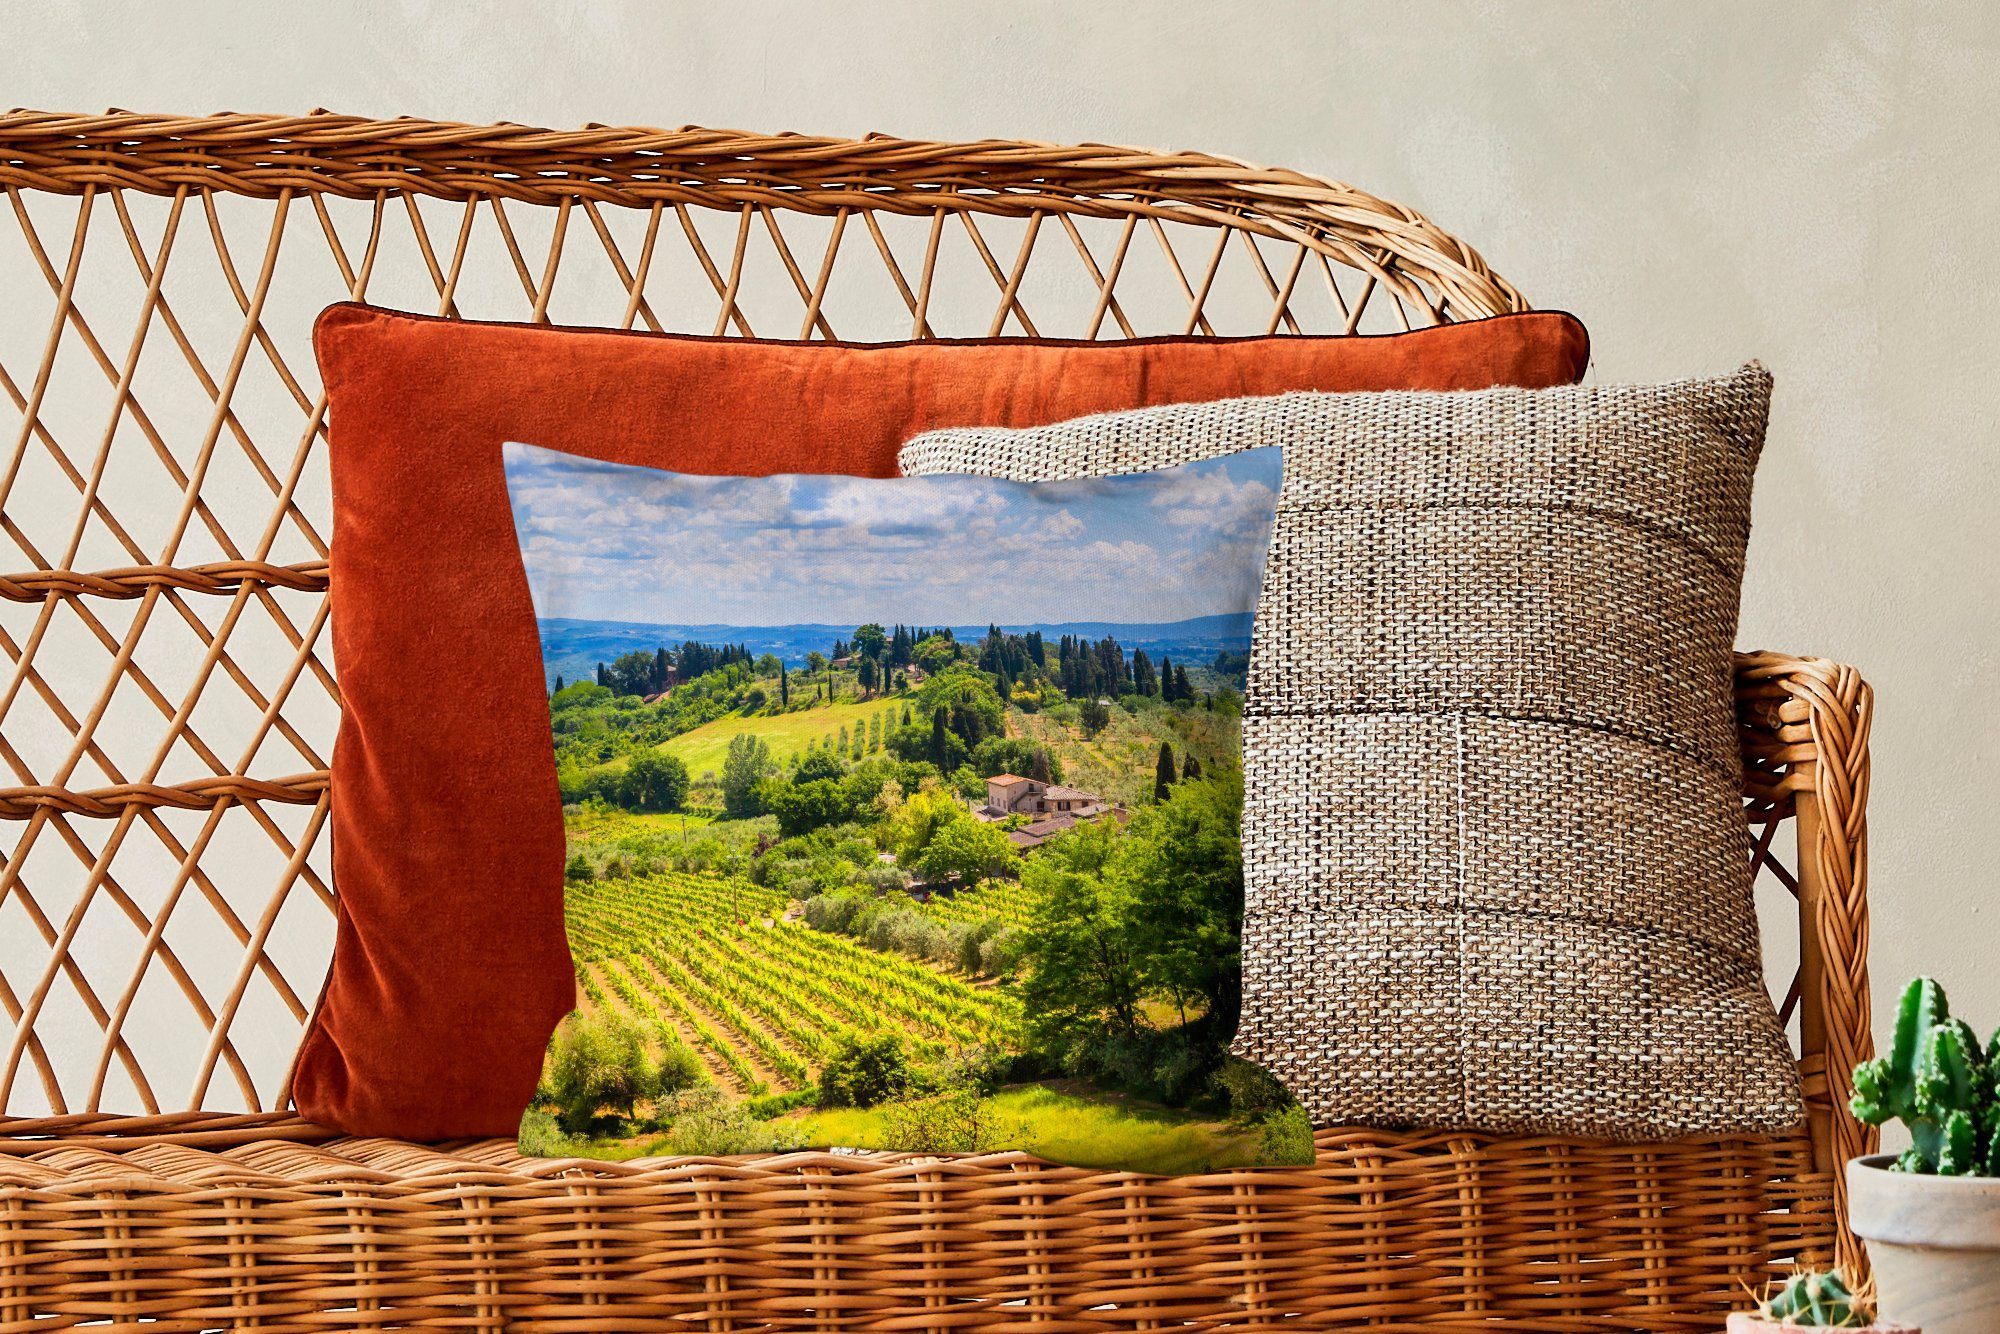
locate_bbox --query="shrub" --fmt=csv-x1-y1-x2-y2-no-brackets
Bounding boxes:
883,1087,1026,1154
1256,1106,1314,1163
793,748,846,783
540,1011,703,1135
651,1086,802,1155
928,1044,1014,1096
1216,1057,1292,1118
564,852,594,884
801,891,869,934
516,1107,584,1157
817,1032,916,1108
977,929,1024,980
951,918,1005,976
858,863,909,893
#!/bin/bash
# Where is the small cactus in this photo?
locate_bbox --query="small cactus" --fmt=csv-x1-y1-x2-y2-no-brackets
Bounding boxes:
1759,1269,1872,1326
1852,975,2000,1176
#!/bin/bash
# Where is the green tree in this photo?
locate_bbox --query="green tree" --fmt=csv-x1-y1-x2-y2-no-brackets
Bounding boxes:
1120,771,1246,1032
970,736,1062,783
929,705,952,770
817,1032,916,1108
890,787,971,866
915,817,1018,887
779,661,789,707
620,751,690,812
1014,861,1143,1042
913,634,958,673
1154,741,1177,804
763,778,851,837
539,1010,701,1135
1182,752,1203,781
851,622,887,662
721,733,775,818
606,649,659,698
1131,649,1157,697
1080,697,1111,736
795,747,845,783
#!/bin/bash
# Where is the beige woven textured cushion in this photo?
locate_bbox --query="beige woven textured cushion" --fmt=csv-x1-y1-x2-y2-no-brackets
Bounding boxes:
899,365,1804,1139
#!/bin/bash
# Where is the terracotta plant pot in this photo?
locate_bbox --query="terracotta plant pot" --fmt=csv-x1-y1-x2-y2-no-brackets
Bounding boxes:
1850,1153,2000,1334
1725,1315,1918,1333
1725,1316,1917,1333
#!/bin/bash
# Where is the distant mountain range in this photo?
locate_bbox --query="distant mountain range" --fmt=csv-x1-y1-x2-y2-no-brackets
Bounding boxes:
536,614,1253,689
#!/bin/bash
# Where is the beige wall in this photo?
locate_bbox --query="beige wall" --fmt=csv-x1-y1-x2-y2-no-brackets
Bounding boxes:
5,1,1996,1074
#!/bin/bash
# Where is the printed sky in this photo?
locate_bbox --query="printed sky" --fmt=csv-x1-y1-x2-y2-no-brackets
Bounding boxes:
502,442,1282,628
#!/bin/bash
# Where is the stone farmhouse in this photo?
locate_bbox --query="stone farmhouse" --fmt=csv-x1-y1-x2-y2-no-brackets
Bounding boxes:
976,774,1128,850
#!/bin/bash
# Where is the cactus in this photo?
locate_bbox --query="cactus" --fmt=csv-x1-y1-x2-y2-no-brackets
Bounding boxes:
1759,1269,1871,1326
1851,974,2000,1175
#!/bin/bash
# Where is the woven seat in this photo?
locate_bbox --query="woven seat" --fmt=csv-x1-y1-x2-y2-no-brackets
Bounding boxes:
0,111,1873,1330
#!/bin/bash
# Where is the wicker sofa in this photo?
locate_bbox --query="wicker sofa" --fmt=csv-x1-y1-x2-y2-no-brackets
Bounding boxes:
0,111,1874,1331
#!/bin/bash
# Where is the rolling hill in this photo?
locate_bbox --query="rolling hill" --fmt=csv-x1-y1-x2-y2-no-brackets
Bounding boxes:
661,694,909,777
537,613,1253,690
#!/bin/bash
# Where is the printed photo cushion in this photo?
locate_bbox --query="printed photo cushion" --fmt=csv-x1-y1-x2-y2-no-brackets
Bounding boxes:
899,365,1804,1139
302,304,1591,1138
499,442,1307,1171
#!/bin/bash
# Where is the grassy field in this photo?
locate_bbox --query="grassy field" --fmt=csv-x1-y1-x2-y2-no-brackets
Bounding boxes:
662,693,909,775
786,1082,1267,1174
564,806,717,841
1014,702,1240,807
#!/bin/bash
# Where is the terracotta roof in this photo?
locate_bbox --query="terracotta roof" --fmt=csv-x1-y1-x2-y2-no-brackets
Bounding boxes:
987,773,1033,787
1040,785,1097,802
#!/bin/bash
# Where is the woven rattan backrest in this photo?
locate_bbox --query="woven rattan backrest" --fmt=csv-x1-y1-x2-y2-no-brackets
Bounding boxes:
0,111,1810,1123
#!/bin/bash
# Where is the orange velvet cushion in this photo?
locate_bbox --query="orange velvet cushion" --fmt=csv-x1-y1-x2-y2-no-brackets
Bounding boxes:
300,304,1590,1138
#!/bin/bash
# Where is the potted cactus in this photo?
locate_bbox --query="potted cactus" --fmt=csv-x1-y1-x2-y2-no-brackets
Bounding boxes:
1846,977,2000,1334
1726,1270,1914,1331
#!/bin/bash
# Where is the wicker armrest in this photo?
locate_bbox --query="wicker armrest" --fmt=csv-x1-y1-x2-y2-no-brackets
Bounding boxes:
1735,650,1876,1270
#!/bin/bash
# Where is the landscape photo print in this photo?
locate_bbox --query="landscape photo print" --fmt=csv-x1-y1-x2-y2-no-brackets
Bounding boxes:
501,441,1305,1172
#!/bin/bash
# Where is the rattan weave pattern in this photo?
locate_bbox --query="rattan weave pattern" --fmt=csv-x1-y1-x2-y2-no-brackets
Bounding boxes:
0,110,1872,1328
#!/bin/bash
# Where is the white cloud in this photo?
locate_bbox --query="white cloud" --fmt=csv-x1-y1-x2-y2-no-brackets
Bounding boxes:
502,444,1278,626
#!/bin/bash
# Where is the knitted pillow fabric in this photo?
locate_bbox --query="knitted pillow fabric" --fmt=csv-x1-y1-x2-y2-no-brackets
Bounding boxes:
899,366,1803,1139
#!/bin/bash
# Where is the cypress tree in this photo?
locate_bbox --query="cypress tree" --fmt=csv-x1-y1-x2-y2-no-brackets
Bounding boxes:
1030,748,1052,784
1159,656,1175,701
1173,664,1192,700
595,662,608,688
552,674,564,694
930,705,951,770
1182,752,1203,781
1155,741,1176,803
780,661,789,706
